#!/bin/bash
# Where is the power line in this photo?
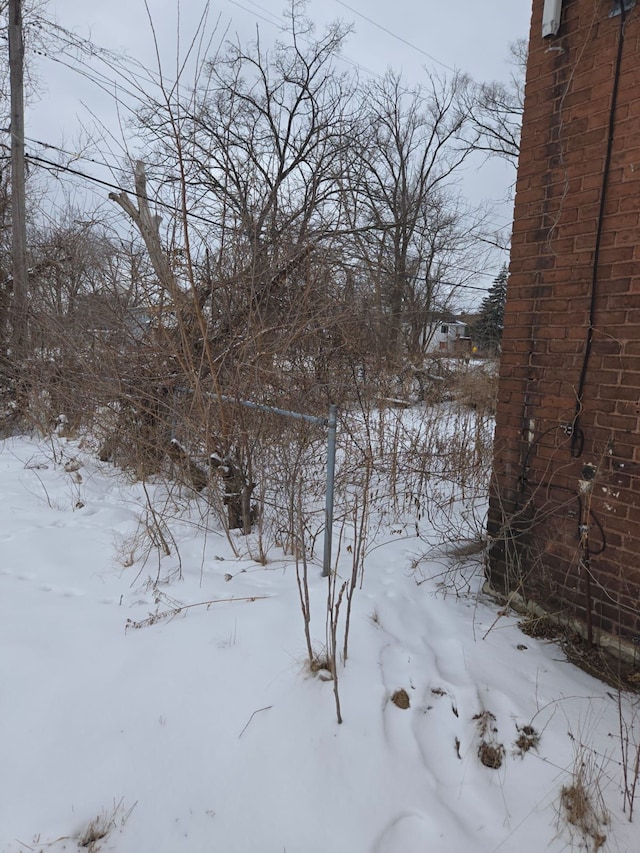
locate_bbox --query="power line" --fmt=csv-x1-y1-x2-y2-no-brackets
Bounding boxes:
16,13,509,291
335,0,459,76
24,135,132,176
225,0,385,81
24,150,224,228
19,124,513,265
23,150,497,292
27,11,515,237
23,135,513,246
227,0,284,30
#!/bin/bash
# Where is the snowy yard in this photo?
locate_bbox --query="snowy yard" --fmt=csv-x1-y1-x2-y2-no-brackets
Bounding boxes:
1,432,639,853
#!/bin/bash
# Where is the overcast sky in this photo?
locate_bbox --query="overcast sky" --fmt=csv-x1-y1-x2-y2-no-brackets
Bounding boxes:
21,0,533,280
36,0,532,87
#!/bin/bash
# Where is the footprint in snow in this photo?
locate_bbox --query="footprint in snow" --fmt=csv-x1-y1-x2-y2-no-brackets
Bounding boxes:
6,567,118,605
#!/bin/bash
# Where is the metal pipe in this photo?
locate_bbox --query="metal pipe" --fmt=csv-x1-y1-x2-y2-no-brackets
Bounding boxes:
217,395,329,427
190,389,337,576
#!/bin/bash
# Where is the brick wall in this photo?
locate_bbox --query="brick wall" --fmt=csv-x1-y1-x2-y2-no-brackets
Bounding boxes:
488,0,640,653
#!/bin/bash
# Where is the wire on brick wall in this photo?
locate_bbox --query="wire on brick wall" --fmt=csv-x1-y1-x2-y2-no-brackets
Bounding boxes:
570,0,628,458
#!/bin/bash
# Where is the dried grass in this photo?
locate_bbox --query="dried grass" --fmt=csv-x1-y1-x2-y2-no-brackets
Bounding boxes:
558,753,609,852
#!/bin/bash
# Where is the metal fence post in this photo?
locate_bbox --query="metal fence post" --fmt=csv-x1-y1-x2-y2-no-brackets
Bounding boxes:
178,389,337,576
322,404,338,578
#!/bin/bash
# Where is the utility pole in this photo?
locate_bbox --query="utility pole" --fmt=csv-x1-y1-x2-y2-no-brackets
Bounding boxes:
8,0,28,353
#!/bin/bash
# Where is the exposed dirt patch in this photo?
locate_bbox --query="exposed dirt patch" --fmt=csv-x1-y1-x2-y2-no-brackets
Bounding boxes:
391,689,410,709
564,642,640,693
478,741,505,769
519,614,567,641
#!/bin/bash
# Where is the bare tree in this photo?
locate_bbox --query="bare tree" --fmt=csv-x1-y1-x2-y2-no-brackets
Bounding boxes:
106,6,366,529
182,9,357,380
343,70,477,363
463,39,526,165
20,213,138,429
22,1,495,534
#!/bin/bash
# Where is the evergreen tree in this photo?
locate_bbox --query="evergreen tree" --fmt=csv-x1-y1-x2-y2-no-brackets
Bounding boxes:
473,265,508,354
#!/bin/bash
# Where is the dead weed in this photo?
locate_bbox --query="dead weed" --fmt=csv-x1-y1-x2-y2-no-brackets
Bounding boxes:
558,755,609,852
474,710,505,769
514,723,540,757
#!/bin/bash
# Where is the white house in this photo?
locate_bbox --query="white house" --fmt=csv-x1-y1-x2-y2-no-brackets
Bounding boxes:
426,320,471,355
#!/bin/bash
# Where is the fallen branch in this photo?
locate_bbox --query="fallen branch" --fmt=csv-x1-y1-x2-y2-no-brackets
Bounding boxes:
238,705,273,739
125,595,270,631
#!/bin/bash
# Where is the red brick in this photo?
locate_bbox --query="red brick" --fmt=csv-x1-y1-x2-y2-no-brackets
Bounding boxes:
490,0,640,649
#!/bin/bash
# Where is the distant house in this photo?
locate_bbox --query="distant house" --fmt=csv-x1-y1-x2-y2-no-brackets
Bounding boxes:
432,320,468,353
423,316,472,356
488,0,640,660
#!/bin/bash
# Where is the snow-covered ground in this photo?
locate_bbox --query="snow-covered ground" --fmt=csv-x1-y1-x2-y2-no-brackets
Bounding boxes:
1,433,639,852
